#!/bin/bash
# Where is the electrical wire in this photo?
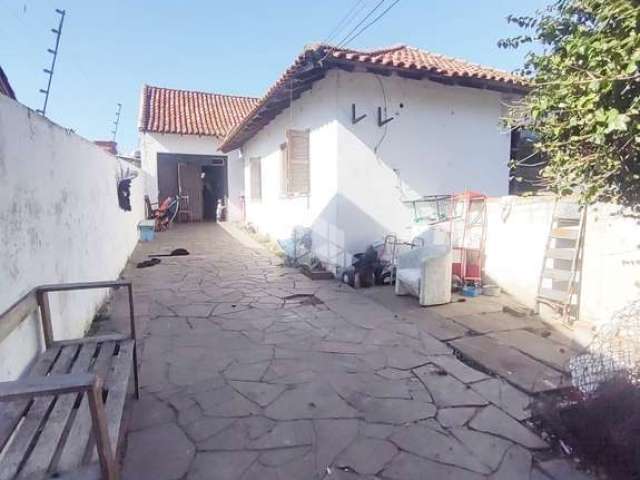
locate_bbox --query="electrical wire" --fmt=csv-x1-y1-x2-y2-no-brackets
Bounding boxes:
339,0,402,48
374,74,388,154
323,0,367,45
334,0,387,49
318,0,387,64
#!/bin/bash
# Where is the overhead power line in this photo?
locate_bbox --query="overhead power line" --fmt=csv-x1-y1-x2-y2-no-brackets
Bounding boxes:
318,0,391,64
334,0,387,49
339,0,402,49
323,0,367,44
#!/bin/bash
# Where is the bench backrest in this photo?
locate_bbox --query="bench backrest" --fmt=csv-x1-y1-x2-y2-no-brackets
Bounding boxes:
0,290,40,345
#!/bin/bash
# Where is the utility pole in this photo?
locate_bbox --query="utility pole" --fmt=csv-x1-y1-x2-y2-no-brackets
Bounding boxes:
37,9,65,116
111,103,122,142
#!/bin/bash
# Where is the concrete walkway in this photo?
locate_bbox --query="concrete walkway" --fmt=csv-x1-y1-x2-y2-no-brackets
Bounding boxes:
115,223,588,480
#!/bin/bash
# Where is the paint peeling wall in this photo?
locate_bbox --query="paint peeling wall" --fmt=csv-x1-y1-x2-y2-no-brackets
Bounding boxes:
0,95,145,380
484,195,640,327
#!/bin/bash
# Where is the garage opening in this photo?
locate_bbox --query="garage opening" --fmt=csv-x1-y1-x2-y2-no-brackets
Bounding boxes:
157,153,228,222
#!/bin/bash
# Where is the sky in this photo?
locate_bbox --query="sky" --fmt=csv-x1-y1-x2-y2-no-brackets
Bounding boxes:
0,0,548,154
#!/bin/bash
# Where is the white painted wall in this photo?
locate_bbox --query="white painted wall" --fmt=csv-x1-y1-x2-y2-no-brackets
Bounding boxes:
240,70,341,267
335,70,510,260
484,195,640,327
0,95,145,380
140,132,244,221
242,68,511,270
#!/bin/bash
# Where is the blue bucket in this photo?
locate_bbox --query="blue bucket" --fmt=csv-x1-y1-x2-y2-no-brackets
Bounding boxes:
138,220,155,242
461,284,481,297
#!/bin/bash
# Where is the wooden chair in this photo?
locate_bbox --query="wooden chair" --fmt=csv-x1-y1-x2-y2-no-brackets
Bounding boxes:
177,194,192,223
0,281,139,480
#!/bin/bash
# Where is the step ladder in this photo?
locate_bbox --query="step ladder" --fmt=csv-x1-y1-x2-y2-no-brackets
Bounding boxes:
536,199,587,324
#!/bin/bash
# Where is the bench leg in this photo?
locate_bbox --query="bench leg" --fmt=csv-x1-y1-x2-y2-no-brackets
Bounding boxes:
87,381,118,480
132,346,140,399
37,290,54,348
127,285,140,400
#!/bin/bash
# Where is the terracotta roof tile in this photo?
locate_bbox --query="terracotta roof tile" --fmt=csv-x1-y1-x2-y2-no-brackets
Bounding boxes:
327,44,526,86
220,44,527,151
138,85,259,138
330,45,522,82
0,65,16,100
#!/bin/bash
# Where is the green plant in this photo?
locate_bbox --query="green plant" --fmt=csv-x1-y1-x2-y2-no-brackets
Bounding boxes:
501,0,640,207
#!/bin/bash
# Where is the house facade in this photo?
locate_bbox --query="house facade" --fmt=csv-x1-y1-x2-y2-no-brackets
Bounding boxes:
220,44,527,271
138,85,258,221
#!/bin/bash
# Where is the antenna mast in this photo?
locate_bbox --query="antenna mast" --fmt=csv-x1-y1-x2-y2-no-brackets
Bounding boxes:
112,103,122,142
38,9,66,116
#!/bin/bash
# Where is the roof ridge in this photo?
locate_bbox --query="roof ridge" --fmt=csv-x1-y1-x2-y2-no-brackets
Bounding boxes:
345,44,407,55
145,84,260,101
316,43,406,56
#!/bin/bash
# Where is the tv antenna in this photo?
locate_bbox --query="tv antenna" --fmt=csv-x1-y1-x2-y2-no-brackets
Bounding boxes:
37,9,66,116
112,103,122,142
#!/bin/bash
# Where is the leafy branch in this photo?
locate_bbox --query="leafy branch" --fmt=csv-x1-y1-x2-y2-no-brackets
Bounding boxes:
501,0,640,208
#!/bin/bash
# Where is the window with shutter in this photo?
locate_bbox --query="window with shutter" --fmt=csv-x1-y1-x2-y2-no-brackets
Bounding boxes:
282,129,310,195
250,157,262,201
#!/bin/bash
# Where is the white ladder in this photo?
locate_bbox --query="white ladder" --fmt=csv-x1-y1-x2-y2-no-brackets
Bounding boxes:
536,199,587,324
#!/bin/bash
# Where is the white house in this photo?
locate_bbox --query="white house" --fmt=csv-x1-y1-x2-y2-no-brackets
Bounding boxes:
219,44,527,271
138,85,258,221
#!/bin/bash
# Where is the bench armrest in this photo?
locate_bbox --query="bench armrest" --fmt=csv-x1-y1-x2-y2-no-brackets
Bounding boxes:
37,280,131,293
0,373,100,402
35,281,137,349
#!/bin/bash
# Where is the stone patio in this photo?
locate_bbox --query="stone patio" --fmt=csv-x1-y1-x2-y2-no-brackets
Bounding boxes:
107,223,591,480
359,285,589,395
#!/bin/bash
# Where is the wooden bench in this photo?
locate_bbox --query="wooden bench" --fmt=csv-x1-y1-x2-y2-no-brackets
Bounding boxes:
0,281,139,480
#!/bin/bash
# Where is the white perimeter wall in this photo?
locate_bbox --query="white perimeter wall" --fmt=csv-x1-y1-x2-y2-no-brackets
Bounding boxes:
240,71,341,266
242,69,511,269
140,132,244,222
484,195,640,327
0,95,145,380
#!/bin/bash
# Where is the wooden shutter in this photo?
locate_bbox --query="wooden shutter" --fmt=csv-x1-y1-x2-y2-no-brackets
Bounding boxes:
250,157,262,201
285,129,310,195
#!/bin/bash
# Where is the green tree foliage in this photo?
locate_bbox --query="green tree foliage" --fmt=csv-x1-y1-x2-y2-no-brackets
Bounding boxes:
501,0,640,207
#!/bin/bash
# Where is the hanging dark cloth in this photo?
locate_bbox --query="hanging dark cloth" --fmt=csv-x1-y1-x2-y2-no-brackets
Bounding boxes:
117,178,132,211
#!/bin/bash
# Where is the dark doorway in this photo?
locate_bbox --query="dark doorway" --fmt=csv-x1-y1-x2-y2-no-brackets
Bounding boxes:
156,153,227,222
202,164,227,220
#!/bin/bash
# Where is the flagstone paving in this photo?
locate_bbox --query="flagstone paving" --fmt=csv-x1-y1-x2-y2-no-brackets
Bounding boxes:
112,223,591,480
